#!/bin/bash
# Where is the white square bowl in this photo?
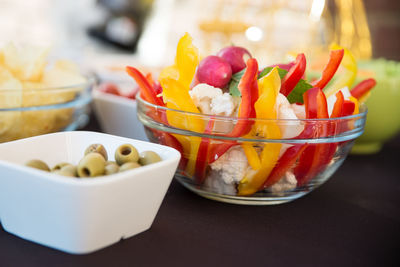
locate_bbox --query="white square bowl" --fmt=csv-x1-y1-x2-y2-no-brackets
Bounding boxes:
0,131,180,254
92,87,148,141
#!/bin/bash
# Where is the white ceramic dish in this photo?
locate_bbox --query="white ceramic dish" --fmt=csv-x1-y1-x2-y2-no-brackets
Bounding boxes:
92,87,148,141
0,131,180,254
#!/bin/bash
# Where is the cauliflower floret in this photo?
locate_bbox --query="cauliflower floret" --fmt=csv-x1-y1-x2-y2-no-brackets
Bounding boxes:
211,93,236,116
204,146,249,195
276,93,304,138
189,83,236,116
270,171,297,194
291,103,306,119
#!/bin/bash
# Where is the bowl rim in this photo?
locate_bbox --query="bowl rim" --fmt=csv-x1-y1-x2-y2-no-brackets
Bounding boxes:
0,74,97,93
136,93,367,122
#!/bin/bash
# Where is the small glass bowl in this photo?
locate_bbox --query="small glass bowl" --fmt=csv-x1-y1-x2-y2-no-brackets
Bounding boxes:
137,95,367,205
0,76,94,143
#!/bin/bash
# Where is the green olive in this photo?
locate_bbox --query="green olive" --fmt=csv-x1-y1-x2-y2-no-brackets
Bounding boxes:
54,165,77,177
77,153,106,177
119,162,141,172
139,151,161,166
115,144,139,165
84,144,108,161
25,159,50,172
51,162,70,172
105,161,119,175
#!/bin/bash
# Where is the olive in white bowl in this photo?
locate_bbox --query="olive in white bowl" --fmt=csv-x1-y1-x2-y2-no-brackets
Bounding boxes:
0,131,180,254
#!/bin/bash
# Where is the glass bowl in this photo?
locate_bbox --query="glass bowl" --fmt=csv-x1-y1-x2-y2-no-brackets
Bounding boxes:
137,95,367,205
0,76,94,143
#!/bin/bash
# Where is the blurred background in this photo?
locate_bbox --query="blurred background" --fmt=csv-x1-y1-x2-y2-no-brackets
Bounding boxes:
0,0,399,152
0,0,398,66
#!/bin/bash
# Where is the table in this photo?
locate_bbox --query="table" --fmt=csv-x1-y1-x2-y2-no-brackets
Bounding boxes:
1,116,399,267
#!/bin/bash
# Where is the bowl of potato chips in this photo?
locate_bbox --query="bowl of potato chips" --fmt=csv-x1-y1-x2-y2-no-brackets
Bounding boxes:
0,43,94,143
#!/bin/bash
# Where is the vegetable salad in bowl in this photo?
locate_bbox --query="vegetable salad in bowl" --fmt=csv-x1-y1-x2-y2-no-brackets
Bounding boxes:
129,33,375,205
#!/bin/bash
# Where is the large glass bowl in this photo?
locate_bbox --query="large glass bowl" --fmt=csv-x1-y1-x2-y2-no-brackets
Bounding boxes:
137,95,367,205
0,77,94,143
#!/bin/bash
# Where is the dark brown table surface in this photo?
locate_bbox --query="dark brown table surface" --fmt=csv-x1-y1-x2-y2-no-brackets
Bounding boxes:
1,115,399,267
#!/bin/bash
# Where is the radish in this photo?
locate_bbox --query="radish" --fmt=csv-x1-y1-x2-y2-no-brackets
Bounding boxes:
196,56,232,88
217,46,252,74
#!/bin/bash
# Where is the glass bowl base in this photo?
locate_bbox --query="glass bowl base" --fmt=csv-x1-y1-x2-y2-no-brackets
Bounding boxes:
175,175,311,205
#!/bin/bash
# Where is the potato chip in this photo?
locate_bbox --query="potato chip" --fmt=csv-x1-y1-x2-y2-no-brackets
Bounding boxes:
0,43,87,143
54,60,81,74
42,67,86,87
22,81,44,89
3,43,49,82
0,67,22,108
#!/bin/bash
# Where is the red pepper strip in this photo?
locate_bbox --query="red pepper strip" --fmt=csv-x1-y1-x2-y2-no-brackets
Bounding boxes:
126,66,164,106
331,91,345,118
280,53,306,96
261,144,307,189
294,87,330,186
207,59,259,163
228,58,259,137
350,78,376,100
127,68,187,170
342,100,355,116
261,87,329,189
316,91,345,169
311,49,344,90
153,129,187,171
194,118,215,183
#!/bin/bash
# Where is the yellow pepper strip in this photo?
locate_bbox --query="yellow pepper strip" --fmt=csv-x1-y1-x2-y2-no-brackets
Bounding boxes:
324,44,358,98
238,67,283,196
158,33,202,176
160,78,204,176
349,96,359,114
242,140,261,170
159,33,199,90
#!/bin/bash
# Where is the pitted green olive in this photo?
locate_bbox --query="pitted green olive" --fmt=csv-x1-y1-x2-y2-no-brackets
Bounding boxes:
105,161,119,175
139,151,161,166
115,144,139,165
25,159,50,172
77,153,106,177
119,162,141,172
84,144,108,161
54,164,77,177
51,162,70,172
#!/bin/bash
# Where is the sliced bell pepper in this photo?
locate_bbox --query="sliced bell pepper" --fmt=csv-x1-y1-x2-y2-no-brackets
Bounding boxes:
311,49,344,90
331,91,345,118
238,67,282,195
344,99,357,115
126,66,164,106
208,58,259,163
261,144,307,189
316,91,346,169
127,68,187,171
280,53,306,96
294,87,330,186
160,77,204,176
228,58,259,137
145,73,163,102
350,78,376,102
323,45,357,98
194,118,215,183
159,33,199,90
